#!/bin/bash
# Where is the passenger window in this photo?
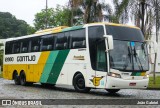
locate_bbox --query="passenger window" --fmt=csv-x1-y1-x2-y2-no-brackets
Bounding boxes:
31,38,40,52
21,39,29,53
55,33,68,50
5,42,13,54
41,35,54,51
70,29,86,49
13,42,20,54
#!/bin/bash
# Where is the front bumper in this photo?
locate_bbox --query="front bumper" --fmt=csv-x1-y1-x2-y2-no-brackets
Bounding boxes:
106,76,149,89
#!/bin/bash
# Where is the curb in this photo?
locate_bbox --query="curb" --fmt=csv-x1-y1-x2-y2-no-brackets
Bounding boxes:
147,88,160,90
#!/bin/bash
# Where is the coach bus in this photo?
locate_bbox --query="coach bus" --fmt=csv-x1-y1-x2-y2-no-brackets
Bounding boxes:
3,23,155,93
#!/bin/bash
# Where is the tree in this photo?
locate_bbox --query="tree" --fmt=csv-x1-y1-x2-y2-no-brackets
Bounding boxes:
34,5,73,30
54,5,72,26
0,12,35,39
34,8,55,30
110,0,129,23
69,0,112,24
112,0,160,39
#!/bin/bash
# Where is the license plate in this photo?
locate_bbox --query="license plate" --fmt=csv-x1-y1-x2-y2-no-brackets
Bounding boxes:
129,82,136,86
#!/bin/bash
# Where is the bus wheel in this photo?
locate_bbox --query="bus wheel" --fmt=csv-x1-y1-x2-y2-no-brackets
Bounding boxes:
20,72,27,86
13,72,20,85
106,89,120,93
73,73,91,93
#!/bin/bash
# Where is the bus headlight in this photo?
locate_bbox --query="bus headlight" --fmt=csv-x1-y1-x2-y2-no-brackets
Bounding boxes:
143,74,149,79
108,72,121,78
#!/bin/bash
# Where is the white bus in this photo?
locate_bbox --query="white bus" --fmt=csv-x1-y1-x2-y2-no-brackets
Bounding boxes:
3,23,152,93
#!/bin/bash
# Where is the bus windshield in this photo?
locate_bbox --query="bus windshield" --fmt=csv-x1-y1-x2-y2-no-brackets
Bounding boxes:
106,25,149,72
109,40,149,71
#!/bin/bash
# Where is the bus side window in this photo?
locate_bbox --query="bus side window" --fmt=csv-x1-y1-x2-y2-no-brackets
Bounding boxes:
88,26,104,70
41,35,54,51
65,32,70,49
21,39,29,53
31,38,40,52
5,42,13,54
13,42,20,54
70,29,86,49
55,33,68,50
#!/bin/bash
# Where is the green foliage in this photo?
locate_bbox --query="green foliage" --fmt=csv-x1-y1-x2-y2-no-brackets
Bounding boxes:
34,1,112,29
0,73,2,78
34,5,73,30
54,5,72,26
112,0,129,23
34,8,55,30
0,12,35,39
69,0,112,24
148,76,160,89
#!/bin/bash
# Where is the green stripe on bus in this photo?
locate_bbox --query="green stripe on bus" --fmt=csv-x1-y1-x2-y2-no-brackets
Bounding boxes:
131,72,141,76
40,51,59,83
46,50,70,84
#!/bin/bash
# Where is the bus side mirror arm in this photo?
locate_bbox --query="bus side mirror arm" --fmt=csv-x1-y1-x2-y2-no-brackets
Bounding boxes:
103,35,114,51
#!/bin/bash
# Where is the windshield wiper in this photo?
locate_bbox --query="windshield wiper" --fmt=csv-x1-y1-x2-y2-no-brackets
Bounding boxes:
133,47,144,71
123,46,132,70
128,46,132,63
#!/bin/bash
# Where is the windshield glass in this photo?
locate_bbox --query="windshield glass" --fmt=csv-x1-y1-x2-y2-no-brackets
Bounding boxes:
106,25,144,42
105,25,149,72
109,40,149,71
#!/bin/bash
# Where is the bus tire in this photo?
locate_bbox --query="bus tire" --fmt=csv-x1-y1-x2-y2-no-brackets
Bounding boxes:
106,89,120,93
20,71,27,86
73,73,91,93
13,72,20,85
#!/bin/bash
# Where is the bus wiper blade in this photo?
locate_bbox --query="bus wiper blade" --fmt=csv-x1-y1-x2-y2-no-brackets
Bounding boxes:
133,47,144,71
128,46,132,63
123,46,131,70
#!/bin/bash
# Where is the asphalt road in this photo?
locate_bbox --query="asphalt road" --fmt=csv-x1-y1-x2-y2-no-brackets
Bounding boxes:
0,78,159,107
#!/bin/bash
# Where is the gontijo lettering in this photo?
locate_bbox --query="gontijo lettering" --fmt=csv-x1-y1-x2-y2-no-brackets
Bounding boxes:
17,55,36,62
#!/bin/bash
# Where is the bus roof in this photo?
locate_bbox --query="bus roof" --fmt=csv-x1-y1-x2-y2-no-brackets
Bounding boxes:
86,22,140,30
5,22,140,42
35,22,140,34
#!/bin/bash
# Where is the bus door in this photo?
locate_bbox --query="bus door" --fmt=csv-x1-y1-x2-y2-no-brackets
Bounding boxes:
94,41,107,88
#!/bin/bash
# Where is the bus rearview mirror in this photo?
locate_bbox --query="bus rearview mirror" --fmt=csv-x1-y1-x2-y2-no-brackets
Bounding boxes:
103,35,114,51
